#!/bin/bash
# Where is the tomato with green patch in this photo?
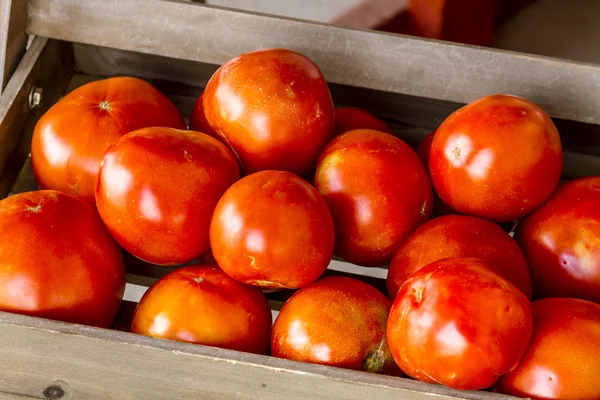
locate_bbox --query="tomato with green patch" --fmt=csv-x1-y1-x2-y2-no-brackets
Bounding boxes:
272,276,401,375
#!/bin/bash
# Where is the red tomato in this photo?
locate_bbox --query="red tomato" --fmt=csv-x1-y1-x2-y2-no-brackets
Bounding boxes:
496,298,600,400
210,170,334,289
96,127,240,266
429,94,562,222
334,107,393,135
516,177,600,303
314,129,433,267
189,92,222,142
131,266,272,354
203,48,335,176
0,190,125,327
272,276,400,375
387,215,532,300
31,77,186,204
388,257,533,390
416,130,436,166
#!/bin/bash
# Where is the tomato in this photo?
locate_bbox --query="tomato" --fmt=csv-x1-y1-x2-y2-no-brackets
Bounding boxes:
0,190,125,328
271,276,400,375
210,170,334,289
387,215,532,300
429,94,562,222
334,107,393,135
31,76,186,204
314,129,433,267
189,92,222,142
496,298,600,400
388,257,532,390
96,127,240,266
203,48,335,176
131,265,272,354
416,130,436,167
516,177,600,303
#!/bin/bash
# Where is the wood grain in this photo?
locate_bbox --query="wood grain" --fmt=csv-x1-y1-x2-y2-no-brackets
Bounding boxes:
26,0,600,125
0,37,73,198
0,311,520,400
0,0,28,92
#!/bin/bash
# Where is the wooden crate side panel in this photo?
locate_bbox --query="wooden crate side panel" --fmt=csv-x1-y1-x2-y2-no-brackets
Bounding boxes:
27,0,600,125
0,0,28,92
0,37,73,198
0,312,518,400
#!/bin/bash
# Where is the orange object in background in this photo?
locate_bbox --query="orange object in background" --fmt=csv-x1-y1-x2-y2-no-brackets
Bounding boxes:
377,0,538,47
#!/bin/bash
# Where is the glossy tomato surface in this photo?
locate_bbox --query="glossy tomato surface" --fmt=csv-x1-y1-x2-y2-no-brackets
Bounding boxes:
516,177,600,303
189,92,221,142
387,215,532,300
388,257,532,390
314,129,433,267
96,127,240,266
334,107,393,135
272,276,400,375
210,170,334,289
496,298,600,400
429,94,562,222
31,76,186,204
203,48,335,176
0,190,125,327
131,266,272,354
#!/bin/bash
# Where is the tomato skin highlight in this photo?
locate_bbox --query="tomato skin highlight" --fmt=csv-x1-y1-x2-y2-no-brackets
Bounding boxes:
203,48,335,176
334,107,393,135
131,266,272,355
429,94,562,222
314,129,433,267
387,257,533,390
516,176,600,303
387,215,532,300
271,276,401,375
496,298,600,400
96,127,240,266
31,76,186,204
0,190,126,328
210,170,334,289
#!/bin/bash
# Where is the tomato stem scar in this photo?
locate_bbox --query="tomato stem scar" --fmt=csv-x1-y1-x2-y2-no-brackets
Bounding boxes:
99,100,111,111
413,287,423,303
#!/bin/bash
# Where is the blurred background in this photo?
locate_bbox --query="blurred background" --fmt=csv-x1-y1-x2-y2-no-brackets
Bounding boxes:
196,0,600,65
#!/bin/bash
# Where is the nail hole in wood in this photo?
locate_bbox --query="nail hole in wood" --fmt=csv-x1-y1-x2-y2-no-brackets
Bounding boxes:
43,385,65,399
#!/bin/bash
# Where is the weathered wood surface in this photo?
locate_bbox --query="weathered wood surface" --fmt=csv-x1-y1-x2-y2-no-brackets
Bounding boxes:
0,37,73,198
0,0,28,92
0,311,519,400
26,0,600,125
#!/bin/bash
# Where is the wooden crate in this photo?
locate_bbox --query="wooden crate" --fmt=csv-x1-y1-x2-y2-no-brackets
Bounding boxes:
1,1,600,399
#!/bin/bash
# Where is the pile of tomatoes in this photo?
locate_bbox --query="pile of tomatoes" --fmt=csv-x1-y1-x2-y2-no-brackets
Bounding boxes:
0,47,599,400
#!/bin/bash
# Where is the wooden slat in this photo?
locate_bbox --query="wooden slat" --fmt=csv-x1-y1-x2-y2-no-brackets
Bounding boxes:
0,311,518,400
0,0,28,92
0,37,73,198
26,0,600,125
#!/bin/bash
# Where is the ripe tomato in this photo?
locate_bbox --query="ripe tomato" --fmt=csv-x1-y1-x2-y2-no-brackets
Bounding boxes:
416,130,436,166
388,257,532,390
96,127,240,266
387,215,532,300
314,129,433,267
496,298,600,400
272,276,400,375
210,170,334,289
0,190,125,328
429,94,562,222
131,266,272,354
203,48,335,176
334,107,393,135
189,92,221,142
516,177,600,303
31,76,186,204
